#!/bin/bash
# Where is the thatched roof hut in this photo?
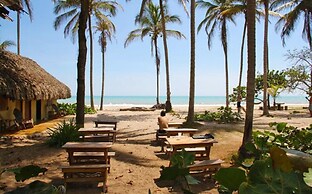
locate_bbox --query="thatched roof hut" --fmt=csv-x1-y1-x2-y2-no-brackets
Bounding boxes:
0,50,71,100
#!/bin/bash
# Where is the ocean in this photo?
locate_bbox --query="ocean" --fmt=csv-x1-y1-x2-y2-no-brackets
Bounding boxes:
58,95,308,107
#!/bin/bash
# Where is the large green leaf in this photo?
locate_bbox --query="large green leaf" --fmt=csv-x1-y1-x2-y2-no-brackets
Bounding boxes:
214,167,246,191
159,166,189,181
7,165,47,182
6,180,60,194
170,149,195,168
184,174,200,185
304,168,312,187
239,158,312,194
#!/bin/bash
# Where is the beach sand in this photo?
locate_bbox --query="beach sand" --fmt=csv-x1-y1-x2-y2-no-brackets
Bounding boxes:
0,105,311,194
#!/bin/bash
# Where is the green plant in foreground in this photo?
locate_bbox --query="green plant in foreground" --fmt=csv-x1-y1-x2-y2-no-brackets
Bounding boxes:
159,149,199,193
46,119,80,147
215,147,312,194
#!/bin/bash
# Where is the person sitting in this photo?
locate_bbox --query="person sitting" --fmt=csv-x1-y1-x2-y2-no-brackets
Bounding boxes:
158,110,168,133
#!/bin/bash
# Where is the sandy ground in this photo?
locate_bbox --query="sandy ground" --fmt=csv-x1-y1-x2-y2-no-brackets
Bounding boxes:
0,105,311,194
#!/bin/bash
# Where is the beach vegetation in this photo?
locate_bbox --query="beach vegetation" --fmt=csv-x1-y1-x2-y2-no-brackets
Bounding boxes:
197,0,236,108
159,149,199,193
194,106,242,123
46,119,80,147
125,1,185,106
95,18,116,111
57,103,97,115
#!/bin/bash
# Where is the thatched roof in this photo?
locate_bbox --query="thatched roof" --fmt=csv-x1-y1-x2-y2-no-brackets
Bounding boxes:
0,50,71,100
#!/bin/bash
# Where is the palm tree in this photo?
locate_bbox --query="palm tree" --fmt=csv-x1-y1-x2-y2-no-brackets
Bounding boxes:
76,0,89,128
272,0,312,50
95,18,116,110
125,2,185,105
197,0,235,108
139,0,189,112
53,0,120,110
0,40,16,50
187,0,196,124
240,0,256,155
17,0,33,55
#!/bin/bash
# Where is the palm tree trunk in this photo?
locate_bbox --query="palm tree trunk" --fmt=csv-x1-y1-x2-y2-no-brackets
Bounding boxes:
262,0,269,116
238,20,247,95
100,49,105,110
88,14,95,110
159,0,172,112
187,0,196,124
154,38,160,105
76,0,89,128
221,20,229,108
17,12,20,55
241,0,256,152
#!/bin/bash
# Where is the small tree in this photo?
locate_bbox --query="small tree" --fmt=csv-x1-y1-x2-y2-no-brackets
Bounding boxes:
284,48,312,105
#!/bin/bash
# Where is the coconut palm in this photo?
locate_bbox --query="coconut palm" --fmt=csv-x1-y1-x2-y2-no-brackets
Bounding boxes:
17,0,33,55
272,0,312,50
95,18,116,110
53,0,120,110
240,0,256,154
197,0,235,108
0,40,16,50
125,2,185,105
187,0,196,124
76,0,89,127
139,0,189,112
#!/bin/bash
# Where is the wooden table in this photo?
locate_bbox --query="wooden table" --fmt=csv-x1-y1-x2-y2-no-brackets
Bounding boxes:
165,136,217,164
168,122,183,128
62,142,113,165
164,128,198,137
94,120,117,130
79,128,117,142
62,142,113,192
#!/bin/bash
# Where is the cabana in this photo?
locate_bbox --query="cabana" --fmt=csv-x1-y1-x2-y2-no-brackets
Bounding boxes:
0,50,71,130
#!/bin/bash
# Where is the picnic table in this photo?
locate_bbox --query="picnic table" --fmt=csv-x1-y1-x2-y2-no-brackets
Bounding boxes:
94,120,117,130
276,102,285,110
62,142,113,192
165,136,218,165
164,128,198,137
79,128,117,142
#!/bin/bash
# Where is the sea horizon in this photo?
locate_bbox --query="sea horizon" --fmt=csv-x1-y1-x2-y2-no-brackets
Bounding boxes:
57,95,308,107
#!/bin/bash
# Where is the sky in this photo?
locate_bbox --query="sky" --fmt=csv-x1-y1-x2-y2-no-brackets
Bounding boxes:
0,0,308,97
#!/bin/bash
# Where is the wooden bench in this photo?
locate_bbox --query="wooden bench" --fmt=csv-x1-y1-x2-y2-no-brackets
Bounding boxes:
80,134,116,142
61,164,110,192
94,120,117,130
166,147,208,160
73,152,115,173
188,159,223,177
168,122,183,128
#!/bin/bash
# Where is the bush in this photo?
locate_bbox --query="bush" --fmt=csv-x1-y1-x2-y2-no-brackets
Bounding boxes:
57,103,97,115
194,106,242,123
46,119,80,147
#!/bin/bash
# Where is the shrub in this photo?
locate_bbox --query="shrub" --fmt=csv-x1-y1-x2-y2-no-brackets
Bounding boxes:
57,103,97,115
46,119,80,147
194,106,242,123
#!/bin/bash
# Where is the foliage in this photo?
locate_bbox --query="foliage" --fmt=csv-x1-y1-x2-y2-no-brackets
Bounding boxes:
7,165,47,182
5,181,65,194
215,147,312,193
194,106,242,123
229,86,247,102
159,149,199,193
46,119,80,147
255,70,287,97
254,122,312,154
57,103,97,115
284,47,312,96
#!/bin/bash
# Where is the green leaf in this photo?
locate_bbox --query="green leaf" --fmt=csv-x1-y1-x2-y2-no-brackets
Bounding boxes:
240,158,312,194
184,174,200,185
304,168,312,187
170,149,195,168
270,147,293,172
214,167,246,191
276,122,287,133
5,180,58,194
7,165,47,182
159,166,189,181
